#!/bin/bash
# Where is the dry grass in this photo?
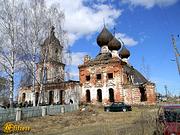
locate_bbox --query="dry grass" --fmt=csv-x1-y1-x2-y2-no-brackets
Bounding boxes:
11,105,158,135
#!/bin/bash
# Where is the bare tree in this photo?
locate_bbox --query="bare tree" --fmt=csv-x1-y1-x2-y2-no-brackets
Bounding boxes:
0,0,25,107
18,0,65,106
141,56,151,80
0,0,65,107
0,77,9,97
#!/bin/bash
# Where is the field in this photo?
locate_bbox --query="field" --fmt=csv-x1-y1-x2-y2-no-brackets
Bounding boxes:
13,105,158,135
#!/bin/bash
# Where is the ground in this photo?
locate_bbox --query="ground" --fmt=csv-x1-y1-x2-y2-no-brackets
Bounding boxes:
13,105,158,135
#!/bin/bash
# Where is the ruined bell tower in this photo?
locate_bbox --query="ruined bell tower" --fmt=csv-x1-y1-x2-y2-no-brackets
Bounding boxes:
37,26,65,83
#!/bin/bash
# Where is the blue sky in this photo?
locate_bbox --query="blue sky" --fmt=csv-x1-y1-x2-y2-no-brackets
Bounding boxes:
54,0,180,96
11,0,180,97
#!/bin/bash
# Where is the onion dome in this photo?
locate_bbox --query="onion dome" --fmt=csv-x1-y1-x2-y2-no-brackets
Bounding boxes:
119,46,130,58
43,26,61,47
97,26,113,47
108,37,121,51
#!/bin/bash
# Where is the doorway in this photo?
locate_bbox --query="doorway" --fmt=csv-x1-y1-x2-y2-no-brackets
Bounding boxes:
140,87,147,102
49,91,54,105
109,88,114,102
97,89,102,102
22,93,26,102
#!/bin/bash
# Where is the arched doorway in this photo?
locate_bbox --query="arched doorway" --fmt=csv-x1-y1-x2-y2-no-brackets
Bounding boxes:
86,90,91,102
97,89,102,102
49,91,54,105
140,87,147,102
22,93,26,102
59,90,64,104
109,88,114,102
35,92,39,106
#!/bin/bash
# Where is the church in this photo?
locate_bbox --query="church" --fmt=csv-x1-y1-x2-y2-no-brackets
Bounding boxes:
79,26,156,105
18,27,80,105
18,26,156,105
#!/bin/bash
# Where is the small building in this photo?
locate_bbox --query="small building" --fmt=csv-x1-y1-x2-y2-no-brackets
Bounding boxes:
78,26,156,105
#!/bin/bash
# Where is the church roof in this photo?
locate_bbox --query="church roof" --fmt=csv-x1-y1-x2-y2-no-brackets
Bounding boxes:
96,26,113,47
108,37,121,51
42,26,62,47
119,46,130,58
93,52,112,61
123,64,148,85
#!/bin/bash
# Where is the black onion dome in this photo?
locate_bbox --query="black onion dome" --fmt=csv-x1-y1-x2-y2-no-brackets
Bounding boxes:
119,46,130,58
108,37,121,51
43,26,61,47
97,26,113,47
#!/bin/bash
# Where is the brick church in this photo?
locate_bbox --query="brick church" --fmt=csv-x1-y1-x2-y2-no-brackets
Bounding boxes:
79,26,156,105
18,26,156,105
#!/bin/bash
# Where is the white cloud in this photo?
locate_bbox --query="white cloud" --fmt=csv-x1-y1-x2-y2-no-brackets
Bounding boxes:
63,51,88,80
46,0,139,48
67,71,79,80
47,0,122,46
121,0,178,9
63,51,88,66
66,33,80,45
115,33,138,46
71,52,88,66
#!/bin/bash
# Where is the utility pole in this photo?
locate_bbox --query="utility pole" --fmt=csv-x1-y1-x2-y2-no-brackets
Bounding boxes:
164,85,168,98
171,35,180,76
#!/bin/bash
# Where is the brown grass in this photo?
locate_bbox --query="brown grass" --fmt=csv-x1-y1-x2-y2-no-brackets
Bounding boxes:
11,105,158,135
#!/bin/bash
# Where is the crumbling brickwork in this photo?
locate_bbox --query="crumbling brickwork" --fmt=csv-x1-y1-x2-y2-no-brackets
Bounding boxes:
18,81,80,105
18,26,156,106
79,26,156,105
18,27,80,105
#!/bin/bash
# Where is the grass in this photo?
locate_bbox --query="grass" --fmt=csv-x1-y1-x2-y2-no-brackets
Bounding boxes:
11,105,158,135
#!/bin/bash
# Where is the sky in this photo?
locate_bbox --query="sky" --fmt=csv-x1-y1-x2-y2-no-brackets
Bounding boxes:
12,0,180,97
50,0,180,96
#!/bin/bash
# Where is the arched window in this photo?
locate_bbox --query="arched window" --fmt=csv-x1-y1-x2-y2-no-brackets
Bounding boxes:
35,92,39,106
97,89,102,102
49,91,54,105
86,90,91,102
55,48,58,54
109,88,114,102
60,90,64,104
22,93,26,102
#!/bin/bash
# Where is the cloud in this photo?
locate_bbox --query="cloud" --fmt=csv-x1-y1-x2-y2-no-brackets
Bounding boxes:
115,33,138,46
63,51,88,66
121,0,178,9
65,71,79,80
63,51,88,80
47,0,122,46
